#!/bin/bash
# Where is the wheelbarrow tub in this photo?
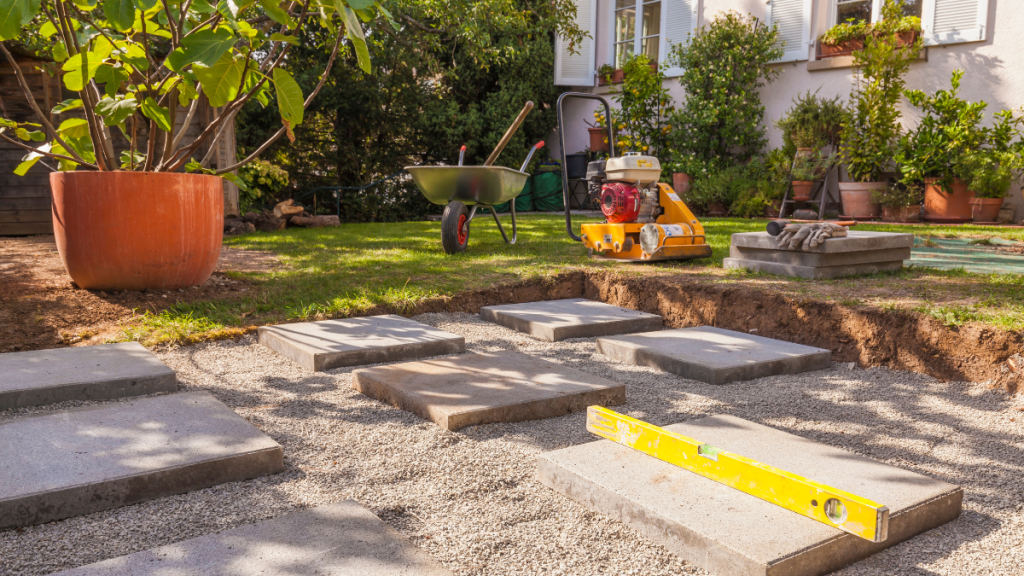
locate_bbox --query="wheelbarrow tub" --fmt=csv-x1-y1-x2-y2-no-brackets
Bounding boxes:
406,165,529,206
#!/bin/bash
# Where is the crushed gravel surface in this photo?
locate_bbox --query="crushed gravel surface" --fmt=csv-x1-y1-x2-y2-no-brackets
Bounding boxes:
2,311,1023,575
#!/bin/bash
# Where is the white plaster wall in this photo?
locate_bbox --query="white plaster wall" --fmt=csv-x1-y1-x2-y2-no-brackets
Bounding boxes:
556,0,1024,216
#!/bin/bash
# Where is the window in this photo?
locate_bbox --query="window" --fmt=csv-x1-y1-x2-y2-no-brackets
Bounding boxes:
833,0,923,26
614,0,662,66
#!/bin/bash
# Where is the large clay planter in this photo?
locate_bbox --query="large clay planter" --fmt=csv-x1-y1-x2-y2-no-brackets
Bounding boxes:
50,171,224,291
588,127,609,153
838,181,884,220
706,202,728,217
882,205,921,223
969,197,1005,223
791,181,814,202
923,177,974,223
672,172,692,196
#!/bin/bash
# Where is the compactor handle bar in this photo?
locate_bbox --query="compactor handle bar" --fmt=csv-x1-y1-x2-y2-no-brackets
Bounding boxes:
556,92,615,242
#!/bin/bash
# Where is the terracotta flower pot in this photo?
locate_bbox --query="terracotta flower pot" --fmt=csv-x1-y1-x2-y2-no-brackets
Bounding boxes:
791,181,814,202
588,127,609,153
882,205,921,223
969,197,1004,223
597,69,625,86
923,177,974,223
672,172,692,196
838,181,884,220
817,38,865,59
50,171,224,291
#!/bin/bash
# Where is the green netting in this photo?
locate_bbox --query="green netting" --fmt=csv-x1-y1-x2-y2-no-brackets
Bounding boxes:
531,172,565,212
907,237,1024,274
494,175,535,212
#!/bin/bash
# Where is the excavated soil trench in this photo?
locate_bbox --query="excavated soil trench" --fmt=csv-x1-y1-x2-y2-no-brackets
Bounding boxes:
398,270,1024,392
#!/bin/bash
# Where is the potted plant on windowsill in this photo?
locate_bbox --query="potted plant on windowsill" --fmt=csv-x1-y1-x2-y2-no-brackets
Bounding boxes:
596,61,658,86
818,3,921,60
1,0,380,291
839,0,921,220
871,182,923,223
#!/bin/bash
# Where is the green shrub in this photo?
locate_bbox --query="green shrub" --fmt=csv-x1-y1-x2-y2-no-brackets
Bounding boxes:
607,54,672,157
960,150,1021,198
667,11,783,173
871,182,923,207
841,0,922,182
774,91,846,152
238,160,290,213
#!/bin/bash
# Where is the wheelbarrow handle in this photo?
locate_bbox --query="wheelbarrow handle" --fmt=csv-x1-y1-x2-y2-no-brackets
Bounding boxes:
519,141,545,172
484,101,534,166
458,145,466,166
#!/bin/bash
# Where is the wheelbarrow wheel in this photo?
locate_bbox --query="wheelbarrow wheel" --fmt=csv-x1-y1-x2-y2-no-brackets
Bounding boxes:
441,201,470,254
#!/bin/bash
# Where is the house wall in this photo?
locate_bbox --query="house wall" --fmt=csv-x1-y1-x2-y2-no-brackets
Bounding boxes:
556,0,1024,219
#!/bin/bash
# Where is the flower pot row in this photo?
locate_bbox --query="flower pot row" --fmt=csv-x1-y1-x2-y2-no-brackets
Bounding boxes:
839,178,1006,223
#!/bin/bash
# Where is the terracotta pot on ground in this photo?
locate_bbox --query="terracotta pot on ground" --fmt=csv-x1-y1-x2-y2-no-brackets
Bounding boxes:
970,197,1005,223
50,171,224,291
838,181,884,220
923,177,974,223
707,202,728,217
588,127,609,153
672,172,692,196
791,181,814,202
882,205,922,223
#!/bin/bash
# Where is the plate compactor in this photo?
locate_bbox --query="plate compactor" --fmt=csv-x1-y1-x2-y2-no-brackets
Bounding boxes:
557,93,712,262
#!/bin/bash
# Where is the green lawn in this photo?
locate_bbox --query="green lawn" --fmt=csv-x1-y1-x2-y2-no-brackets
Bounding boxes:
122,215,1024,344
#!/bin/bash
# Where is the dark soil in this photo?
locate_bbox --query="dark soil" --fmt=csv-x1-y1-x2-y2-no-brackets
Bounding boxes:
0,236,279,352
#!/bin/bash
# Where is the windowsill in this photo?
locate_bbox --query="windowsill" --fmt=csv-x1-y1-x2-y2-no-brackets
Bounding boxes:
807,48,928,71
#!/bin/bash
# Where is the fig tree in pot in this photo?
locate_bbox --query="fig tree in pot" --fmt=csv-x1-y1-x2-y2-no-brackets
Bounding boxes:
839,0,921,220
895,70,1008,223
0,0,377,290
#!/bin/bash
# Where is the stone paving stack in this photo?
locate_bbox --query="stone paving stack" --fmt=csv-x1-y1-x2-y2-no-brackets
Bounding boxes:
724,231,915,279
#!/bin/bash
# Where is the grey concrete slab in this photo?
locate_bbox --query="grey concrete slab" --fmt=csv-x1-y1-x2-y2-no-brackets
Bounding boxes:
731,230,914,253
596,326,830,384
537,415,962,576
53,500,451,576
479,298,662,342
258,315,465,371
0,391,284,530
352,350,625,431
729,245,911,267
0,342,177,411
723,258,904,279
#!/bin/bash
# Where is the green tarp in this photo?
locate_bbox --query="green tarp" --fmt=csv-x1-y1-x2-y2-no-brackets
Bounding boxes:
494,172,563,212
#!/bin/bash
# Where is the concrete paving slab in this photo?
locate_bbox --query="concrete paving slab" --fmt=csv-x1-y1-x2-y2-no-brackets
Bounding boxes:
730,230,914,253
723,258,905,279
258,315,465,371
479,298,662,341
596,326,830,384
0,391,284,530
0,342,177,411
537,415,962,576
352,350,625,431
729,245,911,267
52,500,451,576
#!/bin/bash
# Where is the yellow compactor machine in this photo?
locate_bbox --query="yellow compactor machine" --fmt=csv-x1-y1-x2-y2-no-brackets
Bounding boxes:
557,93,712,262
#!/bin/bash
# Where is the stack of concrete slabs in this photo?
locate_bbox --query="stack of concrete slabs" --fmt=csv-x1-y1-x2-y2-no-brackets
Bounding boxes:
53,500,451,576
537,414,963,576
480,298,662,341
258,314,465,371
0,391,284,530
352,350,625,431
724,230,915,279
0,342,177,411
597,326,831,384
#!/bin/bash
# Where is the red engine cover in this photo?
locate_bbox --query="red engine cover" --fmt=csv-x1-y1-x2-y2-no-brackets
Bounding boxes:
600,182,641,223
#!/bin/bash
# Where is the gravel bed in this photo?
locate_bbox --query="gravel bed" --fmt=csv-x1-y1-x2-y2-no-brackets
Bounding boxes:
2,311,1023,575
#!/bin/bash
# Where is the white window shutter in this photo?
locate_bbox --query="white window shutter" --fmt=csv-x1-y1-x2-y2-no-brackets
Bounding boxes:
766,0,812,63
554,0,597,86
660,0,697,77
921,0,990,46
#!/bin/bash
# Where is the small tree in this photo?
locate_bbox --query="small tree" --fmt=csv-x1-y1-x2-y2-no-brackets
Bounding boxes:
606,54,671,157
0,0,389,180
841,0,922,183
667,11,782,175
